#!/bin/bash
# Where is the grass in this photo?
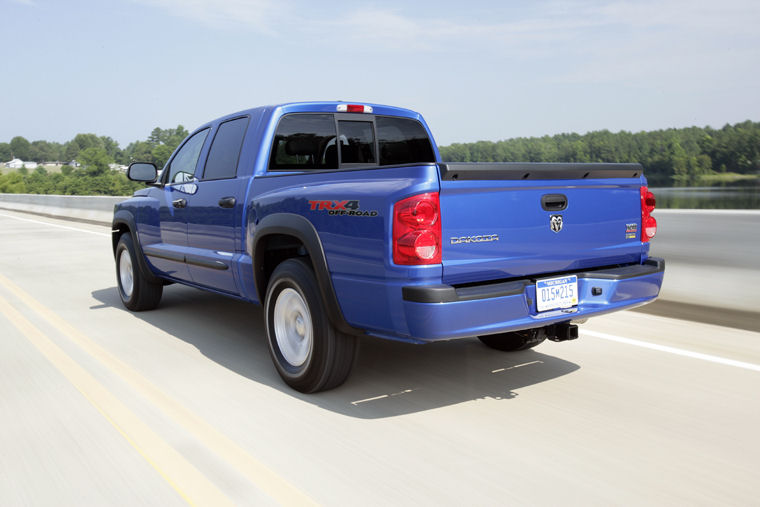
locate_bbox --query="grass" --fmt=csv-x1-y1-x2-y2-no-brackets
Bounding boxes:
0,163,66,175
695,172,759,185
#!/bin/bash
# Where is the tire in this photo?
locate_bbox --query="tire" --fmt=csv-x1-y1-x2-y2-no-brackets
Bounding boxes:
115,233,163,311
478,328,546,352
265,258,356,393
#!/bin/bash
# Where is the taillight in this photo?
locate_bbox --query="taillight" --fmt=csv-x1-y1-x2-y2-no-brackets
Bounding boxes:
640,186,657,242
393,193,442,265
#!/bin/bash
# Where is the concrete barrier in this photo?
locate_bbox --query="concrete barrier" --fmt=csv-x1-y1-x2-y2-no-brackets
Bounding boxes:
1,194,756,323
0,193,127,225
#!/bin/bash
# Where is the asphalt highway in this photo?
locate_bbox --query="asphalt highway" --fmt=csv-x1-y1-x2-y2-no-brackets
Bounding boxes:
1,209,758,506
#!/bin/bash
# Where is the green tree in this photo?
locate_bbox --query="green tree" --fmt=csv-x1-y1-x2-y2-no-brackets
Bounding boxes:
65,133,104,162
148,125,189,148
123,140,155,164
151,144,174,169
77,147,112,176
10,136,31,160
0,172,27,193
63,142,79,162
26,167,51,194
122,125,188,167
28,140,62,162
100,136,121,161
0,142,11,162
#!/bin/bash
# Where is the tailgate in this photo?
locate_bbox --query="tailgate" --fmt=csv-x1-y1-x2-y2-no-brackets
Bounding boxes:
438,163,645,285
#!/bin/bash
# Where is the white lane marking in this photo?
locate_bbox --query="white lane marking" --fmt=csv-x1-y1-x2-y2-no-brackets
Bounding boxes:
492,361,543,373
0,212,110,237
352,389,414,405
584,330,760,372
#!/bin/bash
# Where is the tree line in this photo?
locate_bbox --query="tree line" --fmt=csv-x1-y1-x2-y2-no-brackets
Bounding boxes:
0,126,188,196
439,120,760,186
1,120,758,196
0,126,188,168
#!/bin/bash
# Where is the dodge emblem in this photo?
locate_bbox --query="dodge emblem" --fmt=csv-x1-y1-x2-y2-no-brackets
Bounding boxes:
550,214,563,233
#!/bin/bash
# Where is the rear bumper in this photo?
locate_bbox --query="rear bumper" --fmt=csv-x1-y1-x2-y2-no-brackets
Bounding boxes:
397,258,664,342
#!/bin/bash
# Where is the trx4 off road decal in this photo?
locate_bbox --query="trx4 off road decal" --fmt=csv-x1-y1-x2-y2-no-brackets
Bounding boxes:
309,200,378,217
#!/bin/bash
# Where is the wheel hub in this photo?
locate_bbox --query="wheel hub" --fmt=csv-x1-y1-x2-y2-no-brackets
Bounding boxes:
273,288,312,367
119,249,134,298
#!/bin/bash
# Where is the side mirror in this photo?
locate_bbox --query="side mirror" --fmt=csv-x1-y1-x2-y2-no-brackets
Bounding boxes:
127,162,158,182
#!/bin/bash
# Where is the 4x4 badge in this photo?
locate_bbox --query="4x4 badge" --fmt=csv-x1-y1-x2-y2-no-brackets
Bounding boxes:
550,214,563,233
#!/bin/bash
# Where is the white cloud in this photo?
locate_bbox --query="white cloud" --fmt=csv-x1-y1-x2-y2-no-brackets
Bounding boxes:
133,0,289,33
132,0,760,75
554,0,760,88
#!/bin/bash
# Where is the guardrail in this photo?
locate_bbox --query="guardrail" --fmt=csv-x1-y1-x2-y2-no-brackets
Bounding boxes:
2,193,757,321
0,193,126,225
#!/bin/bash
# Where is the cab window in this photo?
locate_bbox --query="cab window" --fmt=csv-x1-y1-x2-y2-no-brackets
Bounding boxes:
203,117,249,180
268,113,435,171
338,120,376,164
269,114,337,170
166,129,209,184
376,117,435,166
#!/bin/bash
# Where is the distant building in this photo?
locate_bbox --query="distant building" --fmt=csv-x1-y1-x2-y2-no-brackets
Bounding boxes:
4,159,39,169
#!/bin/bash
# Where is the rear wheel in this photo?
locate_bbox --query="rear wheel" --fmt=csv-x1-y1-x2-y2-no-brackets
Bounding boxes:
478,328,546,351
265,258,356,393
115,234,163,311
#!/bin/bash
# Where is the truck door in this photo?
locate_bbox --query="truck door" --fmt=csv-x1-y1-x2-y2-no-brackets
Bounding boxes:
150,128,210,282
183,116,250,295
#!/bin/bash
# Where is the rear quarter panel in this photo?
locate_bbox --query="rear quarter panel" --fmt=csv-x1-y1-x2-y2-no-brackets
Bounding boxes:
249,165,441,336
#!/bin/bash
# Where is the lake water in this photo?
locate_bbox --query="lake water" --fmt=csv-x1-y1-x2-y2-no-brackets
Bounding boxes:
651,186,760,209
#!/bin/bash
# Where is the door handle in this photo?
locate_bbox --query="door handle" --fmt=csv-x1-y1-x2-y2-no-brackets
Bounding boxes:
218,196,236,208
172,198,187,208
541,194,567,211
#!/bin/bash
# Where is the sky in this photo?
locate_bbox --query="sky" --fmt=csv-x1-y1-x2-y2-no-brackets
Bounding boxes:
1,0,759,148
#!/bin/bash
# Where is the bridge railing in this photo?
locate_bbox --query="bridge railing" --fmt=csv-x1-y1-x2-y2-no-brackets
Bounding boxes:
0,193,125,225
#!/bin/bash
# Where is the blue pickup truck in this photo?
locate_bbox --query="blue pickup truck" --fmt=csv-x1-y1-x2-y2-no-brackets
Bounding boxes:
113,101,664,392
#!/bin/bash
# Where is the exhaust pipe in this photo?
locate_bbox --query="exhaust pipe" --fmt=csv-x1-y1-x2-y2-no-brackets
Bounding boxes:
546,322,579,342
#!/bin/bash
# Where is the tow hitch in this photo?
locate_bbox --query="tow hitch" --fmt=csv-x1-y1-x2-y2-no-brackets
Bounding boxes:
546,322,579,342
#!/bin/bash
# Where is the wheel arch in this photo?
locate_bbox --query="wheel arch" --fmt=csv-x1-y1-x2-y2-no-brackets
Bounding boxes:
252,213,362,336
112,209,163,285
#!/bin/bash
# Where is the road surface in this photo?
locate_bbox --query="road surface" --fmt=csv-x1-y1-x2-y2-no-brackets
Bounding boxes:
0,209,758,506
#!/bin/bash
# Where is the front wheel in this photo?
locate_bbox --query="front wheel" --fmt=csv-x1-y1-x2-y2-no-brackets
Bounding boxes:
115,234,163,311
478,328,546,351
265,258,356,393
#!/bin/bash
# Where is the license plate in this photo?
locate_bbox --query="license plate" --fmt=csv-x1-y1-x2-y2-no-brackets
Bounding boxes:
536,275,578,312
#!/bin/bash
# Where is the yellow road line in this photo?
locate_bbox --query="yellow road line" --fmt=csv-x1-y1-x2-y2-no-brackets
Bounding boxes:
0,293,233,507
0,273,317,506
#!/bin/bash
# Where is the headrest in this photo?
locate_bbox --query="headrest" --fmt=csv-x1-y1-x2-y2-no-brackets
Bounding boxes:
285,135,318,156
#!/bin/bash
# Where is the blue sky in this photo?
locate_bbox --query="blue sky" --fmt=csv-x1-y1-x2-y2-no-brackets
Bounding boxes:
2,0,758,148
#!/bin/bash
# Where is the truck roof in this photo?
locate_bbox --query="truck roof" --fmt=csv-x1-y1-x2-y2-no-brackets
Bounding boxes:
208,101,425,128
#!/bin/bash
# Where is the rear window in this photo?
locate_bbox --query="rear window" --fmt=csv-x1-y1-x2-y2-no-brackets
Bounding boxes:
377,117,435,166
268,113,435,171
339,120,376,164
269,114,337,170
